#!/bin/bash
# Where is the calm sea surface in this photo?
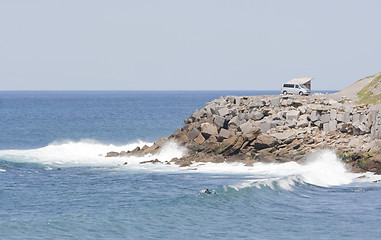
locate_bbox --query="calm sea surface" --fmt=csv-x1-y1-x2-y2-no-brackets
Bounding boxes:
0,91,380,239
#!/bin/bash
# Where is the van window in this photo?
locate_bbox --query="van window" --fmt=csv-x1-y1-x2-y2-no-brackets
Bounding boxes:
283,84,294,88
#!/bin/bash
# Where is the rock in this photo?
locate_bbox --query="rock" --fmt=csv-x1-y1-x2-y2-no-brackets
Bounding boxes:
238,121,260,135
329,120,337,132
217,135,241,155
155,136,168,147
270,130,297,142
140,159,162,164
177,134,189,145
353,114,361,123
270,98,280,107
342,112,351,123
250,111,264,121
330,110,337,121
187,128,200,141
201,123,218,139
219,128,235,139
298,106,307,114
249,99,265,108
106,151,119,157
252,135,277,150
258,122,273,133
297,119,309,128
228,116,240,127
194,133,206,144
218,108,230,117
214,115,227,129
192,109,203,120
321,114,330,123
336,113,344,122
286,110,300,121
310,111,320,122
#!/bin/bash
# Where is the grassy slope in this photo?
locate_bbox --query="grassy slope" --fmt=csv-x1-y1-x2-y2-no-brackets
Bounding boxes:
357,72,381,104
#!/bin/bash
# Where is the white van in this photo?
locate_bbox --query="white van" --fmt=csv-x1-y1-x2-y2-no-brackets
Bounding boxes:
281,83,310,95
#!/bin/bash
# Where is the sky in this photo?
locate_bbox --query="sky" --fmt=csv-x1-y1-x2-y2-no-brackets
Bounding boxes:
1,0,380,91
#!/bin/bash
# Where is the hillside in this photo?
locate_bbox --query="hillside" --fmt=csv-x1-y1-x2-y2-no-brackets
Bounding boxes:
331,72,381,104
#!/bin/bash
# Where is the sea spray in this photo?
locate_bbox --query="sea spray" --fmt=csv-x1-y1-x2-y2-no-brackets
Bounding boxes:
0,139,152,167
0,143,377,186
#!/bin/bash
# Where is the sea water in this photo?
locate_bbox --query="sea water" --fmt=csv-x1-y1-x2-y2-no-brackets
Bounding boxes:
0,91,380,240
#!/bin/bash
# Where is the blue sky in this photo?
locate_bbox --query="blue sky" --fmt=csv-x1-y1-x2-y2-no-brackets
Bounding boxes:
1,0,380,90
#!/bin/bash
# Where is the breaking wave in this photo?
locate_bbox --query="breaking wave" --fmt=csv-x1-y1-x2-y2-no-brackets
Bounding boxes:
0,141,379,187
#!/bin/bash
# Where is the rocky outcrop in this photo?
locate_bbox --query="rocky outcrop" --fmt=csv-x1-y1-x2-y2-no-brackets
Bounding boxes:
107,93,381,172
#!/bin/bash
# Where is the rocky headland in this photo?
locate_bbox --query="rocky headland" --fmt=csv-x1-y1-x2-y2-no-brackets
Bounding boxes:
107,72,381,173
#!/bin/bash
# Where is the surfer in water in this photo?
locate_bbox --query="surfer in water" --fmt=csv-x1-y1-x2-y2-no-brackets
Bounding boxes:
204,188,211,194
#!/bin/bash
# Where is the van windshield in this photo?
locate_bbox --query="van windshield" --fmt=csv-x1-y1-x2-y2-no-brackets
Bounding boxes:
300,84,308,90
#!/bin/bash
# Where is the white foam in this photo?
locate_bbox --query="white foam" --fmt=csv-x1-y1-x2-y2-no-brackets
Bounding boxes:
1,142,380,187
192,149,361,189
0,139,187,171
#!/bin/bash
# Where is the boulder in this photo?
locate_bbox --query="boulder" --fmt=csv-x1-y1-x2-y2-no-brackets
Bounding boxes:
214,115,227,129
106,151,119,157
321,114,330,123
228,116,240,127
270,130,297,142
310,111,320,122
249,99,265,108
258,122,273,133
238,121,259,135
250,111,264,121
201,123,218,139
297,119,309,128
336,113,344,122
342,112,351,123
330,110,337,121
329,120,337,132
187,128,200,141
194,133,206,144
353,114,361,123
286,110,300,121
191,109,203,120
218,108,230,117
219,128,235,139
270,98,280,107
252,135,277,150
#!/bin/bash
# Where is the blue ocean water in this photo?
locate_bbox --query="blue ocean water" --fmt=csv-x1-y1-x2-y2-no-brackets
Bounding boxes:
0,91,380,239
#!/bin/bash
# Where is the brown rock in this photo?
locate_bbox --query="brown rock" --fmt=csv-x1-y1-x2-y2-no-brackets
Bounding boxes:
201,123,218,139
194,133,206,144
176,134,189,145
253,135,277,150
105,151,119,157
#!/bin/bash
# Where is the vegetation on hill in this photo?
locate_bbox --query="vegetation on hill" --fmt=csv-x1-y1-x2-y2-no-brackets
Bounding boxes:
357,72,381,104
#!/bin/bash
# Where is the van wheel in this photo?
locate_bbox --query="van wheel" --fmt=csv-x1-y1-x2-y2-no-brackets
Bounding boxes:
299,92,303,95
283,91,287,95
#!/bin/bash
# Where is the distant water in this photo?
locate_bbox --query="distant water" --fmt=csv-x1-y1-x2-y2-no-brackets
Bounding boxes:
1,91,380,240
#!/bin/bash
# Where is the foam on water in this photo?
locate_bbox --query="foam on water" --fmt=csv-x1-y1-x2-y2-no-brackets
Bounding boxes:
1,141,380,187
0,139,187,170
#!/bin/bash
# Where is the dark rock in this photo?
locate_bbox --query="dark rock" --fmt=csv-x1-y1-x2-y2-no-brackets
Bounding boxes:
140,159,162,164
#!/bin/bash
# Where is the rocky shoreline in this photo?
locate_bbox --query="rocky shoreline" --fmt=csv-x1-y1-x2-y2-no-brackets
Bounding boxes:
107,92,381,173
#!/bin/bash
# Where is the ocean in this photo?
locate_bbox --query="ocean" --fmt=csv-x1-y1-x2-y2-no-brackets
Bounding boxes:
0,91,380,240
